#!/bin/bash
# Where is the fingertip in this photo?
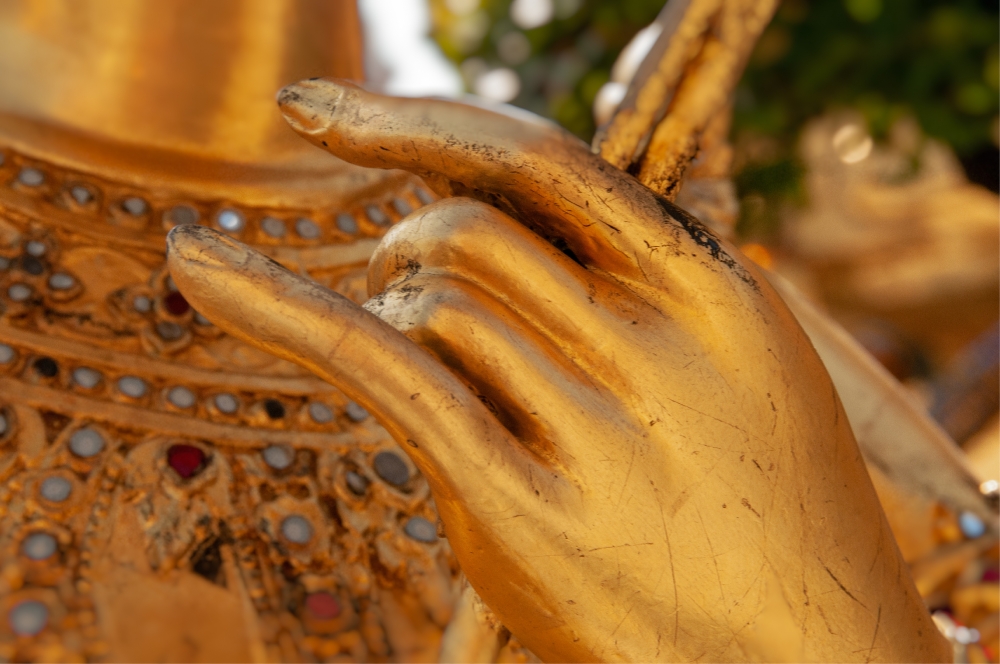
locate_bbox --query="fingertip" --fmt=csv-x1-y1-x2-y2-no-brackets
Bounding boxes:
166,225,249,272
277,77,361,135
166,223,219,252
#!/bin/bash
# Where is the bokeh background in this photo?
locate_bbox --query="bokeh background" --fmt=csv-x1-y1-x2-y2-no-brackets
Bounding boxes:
429,0,998,208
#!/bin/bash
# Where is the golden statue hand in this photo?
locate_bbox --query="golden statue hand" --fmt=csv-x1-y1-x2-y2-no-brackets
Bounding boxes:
167,80,949,662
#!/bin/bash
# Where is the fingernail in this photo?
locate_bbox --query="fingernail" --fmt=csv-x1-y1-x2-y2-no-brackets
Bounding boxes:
277,78,356,133
167,225,249,270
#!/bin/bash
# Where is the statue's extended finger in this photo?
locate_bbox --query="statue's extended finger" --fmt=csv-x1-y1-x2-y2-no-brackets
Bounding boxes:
165,225,533,503
277,78,663,281
278,79,767,309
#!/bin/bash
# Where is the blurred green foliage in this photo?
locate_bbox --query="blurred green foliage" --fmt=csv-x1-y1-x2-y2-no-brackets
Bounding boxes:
740,0,999,156
735,0,998,237
434,0,998,151
433,0,664,139
434,0,998,239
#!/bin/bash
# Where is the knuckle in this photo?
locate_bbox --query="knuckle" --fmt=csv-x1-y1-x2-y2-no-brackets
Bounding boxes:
378,277,474,334
382,198,517,264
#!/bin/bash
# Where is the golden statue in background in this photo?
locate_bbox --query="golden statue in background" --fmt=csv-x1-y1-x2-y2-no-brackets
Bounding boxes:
0,2,464,662
0,0,994,662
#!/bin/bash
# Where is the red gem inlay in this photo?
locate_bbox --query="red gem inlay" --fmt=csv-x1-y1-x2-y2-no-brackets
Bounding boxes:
305,592,341,620
167,444,205,479
164,291,190,316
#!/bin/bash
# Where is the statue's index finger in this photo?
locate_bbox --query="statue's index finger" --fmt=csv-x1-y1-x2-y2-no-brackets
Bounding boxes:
277,78,665,281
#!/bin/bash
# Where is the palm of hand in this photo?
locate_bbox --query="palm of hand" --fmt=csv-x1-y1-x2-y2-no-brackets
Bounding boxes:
168,80,948,662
